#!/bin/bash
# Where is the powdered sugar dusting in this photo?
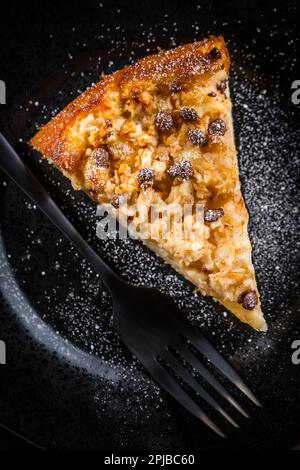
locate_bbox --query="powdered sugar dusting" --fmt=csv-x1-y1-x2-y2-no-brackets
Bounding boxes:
1,4,300,449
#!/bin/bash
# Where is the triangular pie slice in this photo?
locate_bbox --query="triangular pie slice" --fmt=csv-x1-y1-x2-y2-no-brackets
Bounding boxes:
30,36,267,331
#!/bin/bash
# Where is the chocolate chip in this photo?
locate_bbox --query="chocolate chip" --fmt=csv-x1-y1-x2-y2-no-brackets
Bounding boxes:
188,128,208,147
168,161,194,181
138,168,155,189
204,208,224,222
208,91,217,97
209,47,222,60
111,194,126,208
91,147,110,168
217,80,227,93
237,290,258,310
170,83,182,94
237,291,247,304
208,119,226,136
155,111,174,133
179,107,199,122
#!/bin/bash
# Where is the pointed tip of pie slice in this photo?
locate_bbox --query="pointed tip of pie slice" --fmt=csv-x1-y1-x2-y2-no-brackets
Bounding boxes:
256,316,268,332
220,299,267,332
240,309,268,332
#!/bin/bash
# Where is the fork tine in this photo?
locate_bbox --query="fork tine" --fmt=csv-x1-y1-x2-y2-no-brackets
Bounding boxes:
160,349,239,428
183,325,262,407
173,339,249,418
148,358,226,438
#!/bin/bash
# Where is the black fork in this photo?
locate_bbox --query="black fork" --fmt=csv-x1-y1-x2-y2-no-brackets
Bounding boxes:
0,133,261,438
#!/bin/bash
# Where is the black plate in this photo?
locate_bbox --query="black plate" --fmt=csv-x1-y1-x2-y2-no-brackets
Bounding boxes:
0,0,300,450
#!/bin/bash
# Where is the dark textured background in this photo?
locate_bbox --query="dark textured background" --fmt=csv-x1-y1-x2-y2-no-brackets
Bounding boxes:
0,0,299,451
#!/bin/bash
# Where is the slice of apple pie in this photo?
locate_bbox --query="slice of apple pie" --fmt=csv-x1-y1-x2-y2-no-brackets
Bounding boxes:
30,36,267,331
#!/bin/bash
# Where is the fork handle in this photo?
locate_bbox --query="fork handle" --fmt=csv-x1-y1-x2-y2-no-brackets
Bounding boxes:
0,132,122,293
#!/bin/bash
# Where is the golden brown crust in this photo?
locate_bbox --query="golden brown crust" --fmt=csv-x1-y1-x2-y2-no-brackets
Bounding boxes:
119,36,230,86
30,36,230,173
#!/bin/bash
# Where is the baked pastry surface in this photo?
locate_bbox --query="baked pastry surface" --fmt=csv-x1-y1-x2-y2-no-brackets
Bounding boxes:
30,36,267,331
